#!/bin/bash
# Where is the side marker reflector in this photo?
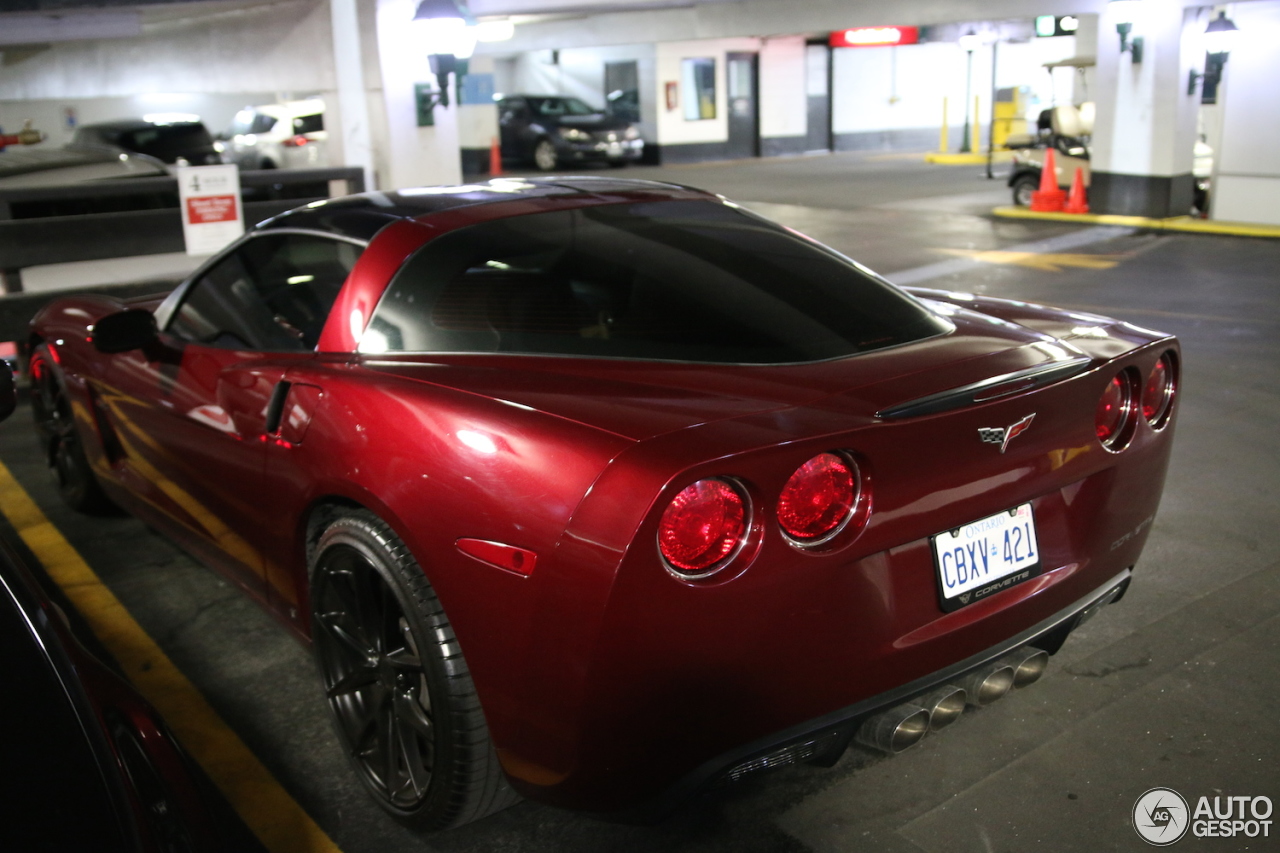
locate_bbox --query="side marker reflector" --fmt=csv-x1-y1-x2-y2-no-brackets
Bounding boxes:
456,538,537,576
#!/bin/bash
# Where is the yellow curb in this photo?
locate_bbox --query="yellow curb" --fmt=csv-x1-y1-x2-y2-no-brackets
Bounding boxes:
925,151,1014,165
0,460,344,853
991,206,1280,238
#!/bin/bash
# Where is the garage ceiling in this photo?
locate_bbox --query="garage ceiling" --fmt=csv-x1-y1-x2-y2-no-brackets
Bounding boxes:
0,0,736,49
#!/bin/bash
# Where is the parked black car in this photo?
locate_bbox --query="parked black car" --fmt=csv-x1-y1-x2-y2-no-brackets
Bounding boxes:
498,95,643,171
0,363,235,851
69,118,223,166
0,145,168,187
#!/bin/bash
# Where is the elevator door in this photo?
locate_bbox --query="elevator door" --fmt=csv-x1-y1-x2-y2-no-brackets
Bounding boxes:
805,43,832,152
726,52,759,159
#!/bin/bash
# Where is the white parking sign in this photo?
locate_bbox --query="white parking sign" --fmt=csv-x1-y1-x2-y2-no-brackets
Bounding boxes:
177,164,244,256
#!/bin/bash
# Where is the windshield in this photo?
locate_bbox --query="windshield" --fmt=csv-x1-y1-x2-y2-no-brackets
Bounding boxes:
362,200,947,364
527,97,600,117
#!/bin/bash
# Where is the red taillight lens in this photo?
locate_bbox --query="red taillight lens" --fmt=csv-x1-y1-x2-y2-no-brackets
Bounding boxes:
1141,353,1175,427
283,134,309,147
778,452,859,544
1096,373,1136,450
658,479,747,575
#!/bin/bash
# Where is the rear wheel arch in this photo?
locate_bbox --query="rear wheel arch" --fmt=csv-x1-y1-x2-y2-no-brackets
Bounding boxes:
306,504,519,828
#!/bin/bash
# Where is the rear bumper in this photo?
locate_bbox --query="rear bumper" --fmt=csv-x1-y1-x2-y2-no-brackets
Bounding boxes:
615,568,1131,822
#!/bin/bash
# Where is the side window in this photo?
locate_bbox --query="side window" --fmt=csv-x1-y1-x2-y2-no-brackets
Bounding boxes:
250,113,277,135
293,113,324,134
168,233,362,351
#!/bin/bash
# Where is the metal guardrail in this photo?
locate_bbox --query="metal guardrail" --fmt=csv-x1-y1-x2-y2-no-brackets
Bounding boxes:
0,167,365,294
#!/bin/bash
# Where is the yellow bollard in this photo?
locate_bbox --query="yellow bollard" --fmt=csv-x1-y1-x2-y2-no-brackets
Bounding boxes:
939,97,949,153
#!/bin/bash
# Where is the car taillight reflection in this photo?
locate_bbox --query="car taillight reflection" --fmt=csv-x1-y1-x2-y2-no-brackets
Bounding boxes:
658,479,747,576
1142,353,1176,428
778,452,861,545
1096,372,1138,451
283,135,309,147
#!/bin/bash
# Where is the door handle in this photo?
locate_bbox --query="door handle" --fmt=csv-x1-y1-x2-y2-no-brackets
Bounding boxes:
264,380,291,435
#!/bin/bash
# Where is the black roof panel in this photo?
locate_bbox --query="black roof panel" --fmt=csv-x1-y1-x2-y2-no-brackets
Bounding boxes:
255,177,706,242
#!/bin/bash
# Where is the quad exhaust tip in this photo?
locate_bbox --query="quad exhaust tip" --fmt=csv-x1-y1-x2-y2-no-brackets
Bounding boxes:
917,685,968,731
855,703,930,754
855,646,1050,754
958,662,1016,707
1001,646,1050,688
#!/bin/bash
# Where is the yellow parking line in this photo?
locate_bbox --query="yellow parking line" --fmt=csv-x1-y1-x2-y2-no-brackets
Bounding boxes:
0,460,342,853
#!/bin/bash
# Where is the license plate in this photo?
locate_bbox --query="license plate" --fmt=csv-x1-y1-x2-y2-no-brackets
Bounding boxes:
931,503,1041,612
607,142,623,155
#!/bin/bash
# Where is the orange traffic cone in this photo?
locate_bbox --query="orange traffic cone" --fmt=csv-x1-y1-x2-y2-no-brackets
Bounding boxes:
1030,147,1066,212
489,136,503,177
1063,166,1089,214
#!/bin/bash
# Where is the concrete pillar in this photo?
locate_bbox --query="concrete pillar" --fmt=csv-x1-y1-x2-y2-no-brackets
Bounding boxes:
375,0,463,190
458,54,500,176
330,0,375,191
1089,1,1200,217
1211,1,1280,225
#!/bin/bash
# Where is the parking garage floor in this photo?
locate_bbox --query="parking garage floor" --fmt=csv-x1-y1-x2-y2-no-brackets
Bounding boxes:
3,151,1277,853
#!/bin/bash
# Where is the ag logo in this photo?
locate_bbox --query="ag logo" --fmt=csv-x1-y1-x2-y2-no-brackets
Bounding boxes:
1133,787,1190,845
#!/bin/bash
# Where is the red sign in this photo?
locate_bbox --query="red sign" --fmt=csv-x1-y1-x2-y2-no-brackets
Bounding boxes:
830,26,919,48
185,194,239,224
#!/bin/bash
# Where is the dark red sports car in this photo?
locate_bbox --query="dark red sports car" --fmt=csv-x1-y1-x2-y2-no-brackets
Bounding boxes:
29,177,1179,830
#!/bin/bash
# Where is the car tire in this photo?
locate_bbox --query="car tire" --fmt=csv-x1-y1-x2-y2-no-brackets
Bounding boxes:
309,510,518,830
28,343,112,514
533,139,558,172
259,158,277,170
1011,172,1039,207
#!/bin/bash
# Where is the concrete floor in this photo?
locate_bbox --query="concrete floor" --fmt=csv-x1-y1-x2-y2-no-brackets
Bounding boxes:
3,151,1277,852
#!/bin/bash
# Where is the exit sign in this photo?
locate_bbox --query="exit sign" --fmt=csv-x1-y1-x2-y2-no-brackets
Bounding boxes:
830,26,919,48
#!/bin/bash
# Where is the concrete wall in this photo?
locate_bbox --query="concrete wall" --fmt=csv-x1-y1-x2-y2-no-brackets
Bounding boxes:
1212,0,1280,225
654,37,759,149
758,35,806,142
0,0,338,144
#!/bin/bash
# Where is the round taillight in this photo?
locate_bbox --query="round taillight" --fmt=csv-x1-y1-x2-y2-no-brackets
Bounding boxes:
1096,373,1137,451
778,452,860,545
1141,353,1175,427
658,479,747,576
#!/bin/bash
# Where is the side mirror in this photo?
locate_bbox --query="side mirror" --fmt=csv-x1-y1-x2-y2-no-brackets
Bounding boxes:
92,309,158,354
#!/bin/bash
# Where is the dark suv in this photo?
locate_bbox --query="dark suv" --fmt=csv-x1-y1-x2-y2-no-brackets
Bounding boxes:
69,118,223,166
498,95,643,171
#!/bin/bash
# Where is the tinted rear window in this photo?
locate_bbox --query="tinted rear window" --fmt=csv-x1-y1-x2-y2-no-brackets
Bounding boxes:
118,124,214,162
362,200,947,364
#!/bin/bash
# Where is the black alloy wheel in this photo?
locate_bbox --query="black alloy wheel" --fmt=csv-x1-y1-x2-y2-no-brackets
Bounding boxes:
309,511,517,829
28,344,111,513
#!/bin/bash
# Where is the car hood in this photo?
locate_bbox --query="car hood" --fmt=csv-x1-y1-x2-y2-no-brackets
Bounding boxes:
361,304,1101,443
